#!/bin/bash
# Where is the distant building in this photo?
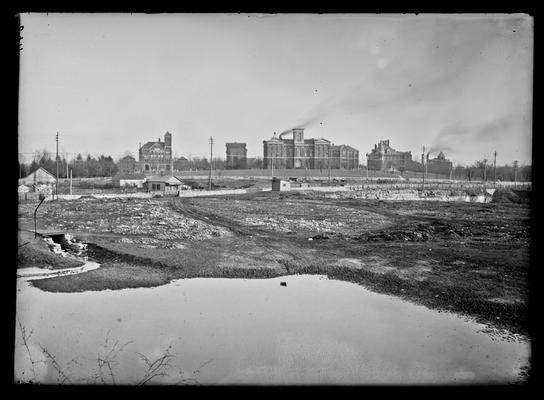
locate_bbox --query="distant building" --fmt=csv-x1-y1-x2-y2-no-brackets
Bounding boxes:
427,152,453,175
366,140,414,172
138,132,172,174
144,175,183,195
225,143,248,169
173,157,190,171
112,172,146,188
330,145,360,170
18,167,56,186
117,155,137,174
263,128,359,170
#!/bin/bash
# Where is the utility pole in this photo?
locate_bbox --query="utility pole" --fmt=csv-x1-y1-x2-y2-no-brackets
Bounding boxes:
422,145,426,190
208,137,213,190
70,169,73,195
56,132,59,200
513,160,518,185
493,151,497,182
328,145,332,184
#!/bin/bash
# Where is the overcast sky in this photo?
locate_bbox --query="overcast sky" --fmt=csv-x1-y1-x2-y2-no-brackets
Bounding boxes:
18,13,533,166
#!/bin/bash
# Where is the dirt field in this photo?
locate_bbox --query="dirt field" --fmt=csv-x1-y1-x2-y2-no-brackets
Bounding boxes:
17,190,531,337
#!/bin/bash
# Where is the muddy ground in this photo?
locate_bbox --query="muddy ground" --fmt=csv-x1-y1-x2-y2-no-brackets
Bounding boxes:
17,190,531,337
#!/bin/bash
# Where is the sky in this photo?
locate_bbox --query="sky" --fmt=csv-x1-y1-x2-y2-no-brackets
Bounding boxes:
18,13,533,166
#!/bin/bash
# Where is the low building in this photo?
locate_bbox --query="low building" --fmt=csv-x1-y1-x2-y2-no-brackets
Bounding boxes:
272,178,291,191
112,172,146,188
226,143,248,169
18,167,57,186
144,175,184,195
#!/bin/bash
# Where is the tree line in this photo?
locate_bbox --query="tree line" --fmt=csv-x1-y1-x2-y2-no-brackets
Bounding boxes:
19,150,117,179
450,160,531,182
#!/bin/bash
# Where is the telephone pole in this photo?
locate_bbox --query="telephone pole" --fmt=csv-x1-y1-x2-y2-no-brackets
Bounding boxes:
493,151,497,182
422,145,426,190
328,145,332,183
208,137,213,190
56,132,59,200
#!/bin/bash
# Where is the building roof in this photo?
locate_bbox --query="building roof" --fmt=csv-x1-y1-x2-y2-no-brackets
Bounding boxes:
19,167,56,185
369,141,410,156
146,175,183,185
141,141,165,151
332,144,359,152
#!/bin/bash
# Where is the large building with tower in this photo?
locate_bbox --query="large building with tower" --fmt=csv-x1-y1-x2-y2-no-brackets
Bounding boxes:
137,132,173,174
262,128,359,170
225,142,248,169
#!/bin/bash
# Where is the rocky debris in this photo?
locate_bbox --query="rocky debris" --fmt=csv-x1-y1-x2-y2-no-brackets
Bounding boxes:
60,234,88,256
18,198,232,241
492,188,530,204
244,215,349,233
43,237,65,256
311,233,331,240
355,220,528,242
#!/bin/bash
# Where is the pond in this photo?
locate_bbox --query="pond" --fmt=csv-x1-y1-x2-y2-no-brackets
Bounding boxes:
15,272,529,385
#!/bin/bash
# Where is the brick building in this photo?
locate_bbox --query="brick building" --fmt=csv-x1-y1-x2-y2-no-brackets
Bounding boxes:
366,140,414,172
225,143,248,169
138,132,172,173
262,128,359,170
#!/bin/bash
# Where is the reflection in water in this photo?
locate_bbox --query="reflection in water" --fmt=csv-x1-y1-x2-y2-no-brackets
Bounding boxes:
15,274,529,385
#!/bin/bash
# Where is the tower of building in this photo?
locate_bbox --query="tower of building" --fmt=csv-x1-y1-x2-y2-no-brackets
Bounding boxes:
164,131,172,161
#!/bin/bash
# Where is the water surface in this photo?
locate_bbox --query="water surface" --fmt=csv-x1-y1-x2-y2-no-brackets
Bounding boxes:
15,274,529,385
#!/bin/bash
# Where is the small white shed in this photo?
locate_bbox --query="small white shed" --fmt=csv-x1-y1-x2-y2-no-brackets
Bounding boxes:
272,178,291,192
